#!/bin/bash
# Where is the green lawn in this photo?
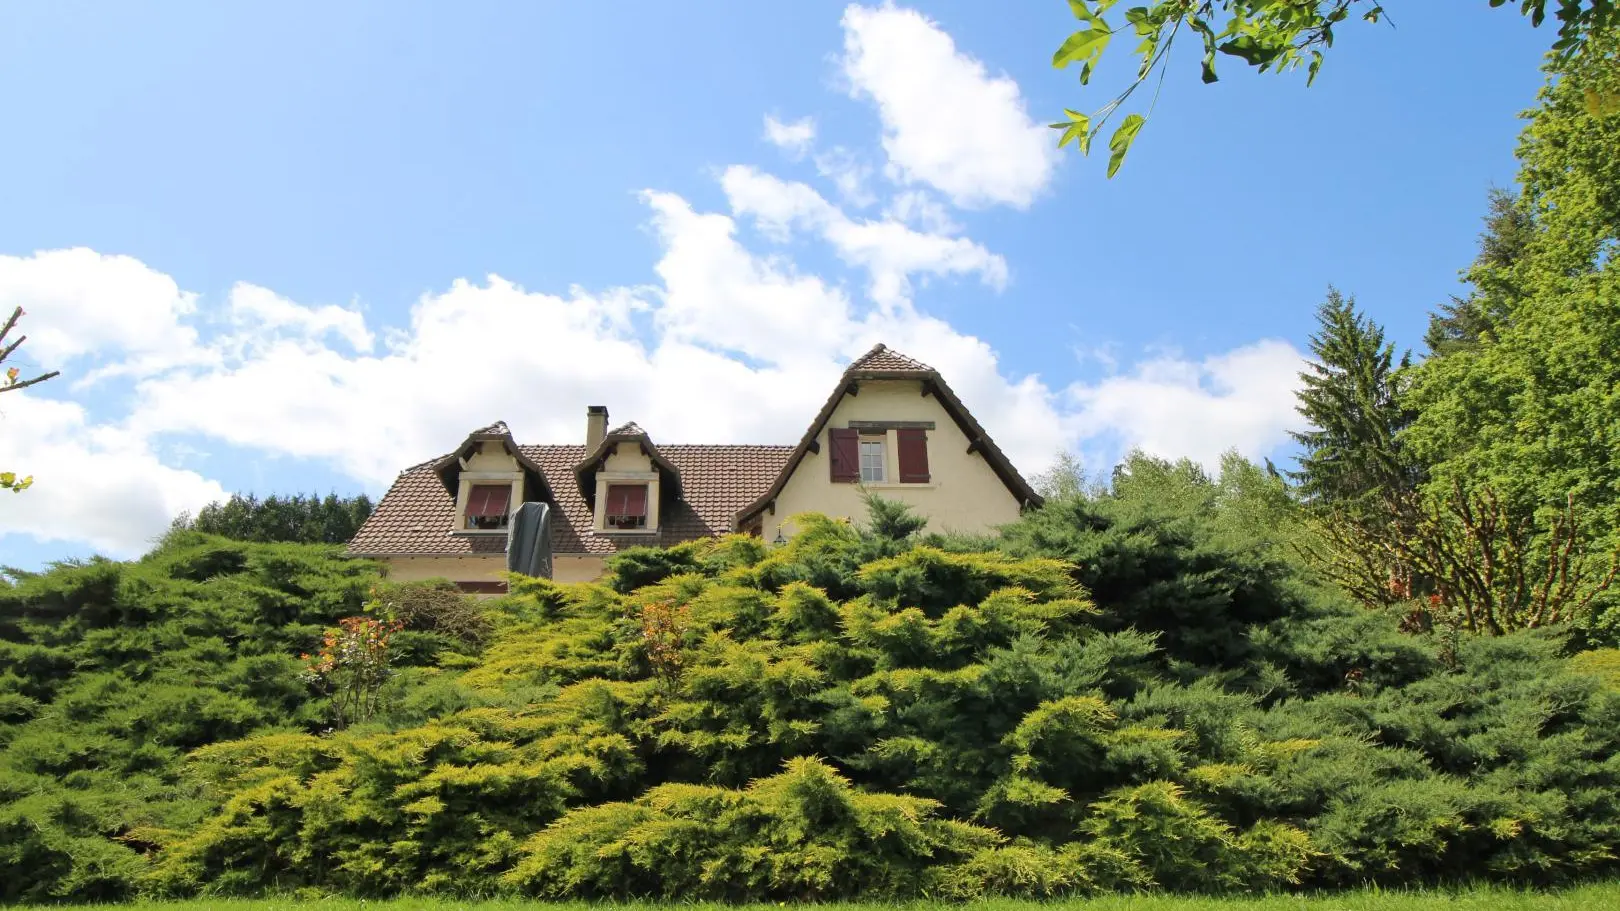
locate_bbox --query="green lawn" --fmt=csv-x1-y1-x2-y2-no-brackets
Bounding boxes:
29,884,1620,911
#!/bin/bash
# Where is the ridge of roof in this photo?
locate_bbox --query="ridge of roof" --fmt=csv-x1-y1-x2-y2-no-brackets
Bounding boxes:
846,343,934,374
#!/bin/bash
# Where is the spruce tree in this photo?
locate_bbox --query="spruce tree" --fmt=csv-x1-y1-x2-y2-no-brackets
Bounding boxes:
1289,288,1418,513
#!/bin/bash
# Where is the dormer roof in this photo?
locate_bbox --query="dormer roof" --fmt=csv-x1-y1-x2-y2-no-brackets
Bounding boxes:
430,420,552,502
572,420,684,505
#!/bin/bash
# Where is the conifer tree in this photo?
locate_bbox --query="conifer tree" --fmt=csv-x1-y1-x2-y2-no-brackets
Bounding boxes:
1289,288,1418,512
173,492,375,544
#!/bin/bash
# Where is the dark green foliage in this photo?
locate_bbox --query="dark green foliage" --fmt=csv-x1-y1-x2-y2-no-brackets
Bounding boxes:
11,452,1620,901
130,477,1620,900
1001,451,1311,671
1290,288,1417,512
0,536,383,903
1425,188,1537,356
171,492,375,544
861,490,928,544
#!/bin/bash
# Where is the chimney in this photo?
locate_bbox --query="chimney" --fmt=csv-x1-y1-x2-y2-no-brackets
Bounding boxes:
586,405,609,452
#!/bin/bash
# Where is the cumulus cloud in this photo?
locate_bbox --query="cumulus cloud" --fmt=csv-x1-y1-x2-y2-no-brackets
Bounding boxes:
720,165,1005,307
839,3,1057,209
763,115,817,159
0,394,227,554
228,283,374,353
1065,340,1306,470
0,247,212,386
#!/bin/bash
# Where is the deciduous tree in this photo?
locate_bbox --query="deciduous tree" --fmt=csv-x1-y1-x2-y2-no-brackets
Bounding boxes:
1049,1,1618,176
0,306,60,494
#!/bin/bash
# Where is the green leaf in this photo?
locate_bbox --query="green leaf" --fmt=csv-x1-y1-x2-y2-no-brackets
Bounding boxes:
1053,27,1112,69
1306,50,1324,87
1218,35,1283,67
1125,5,1155,37
1106,113,1145,178
1201,49,1219,84
1051,110,1092,154
1067,0,1098,24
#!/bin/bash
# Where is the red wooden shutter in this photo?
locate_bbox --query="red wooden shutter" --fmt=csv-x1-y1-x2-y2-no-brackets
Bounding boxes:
897,428,930,483
828,428,859,482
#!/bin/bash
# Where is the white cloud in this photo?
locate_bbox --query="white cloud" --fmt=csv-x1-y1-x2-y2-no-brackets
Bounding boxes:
763,115,817,159
0,394,227,555
0,207,1302,558
721,165,1006,307
839,3,1057,209
1065,340,1306,470
228,282,374,353
813,146,877,207
0,247,212,386
884,189,961,235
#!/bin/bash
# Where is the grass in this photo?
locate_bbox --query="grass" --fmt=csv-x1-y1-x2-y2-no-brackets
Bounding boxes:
27,883,1620,911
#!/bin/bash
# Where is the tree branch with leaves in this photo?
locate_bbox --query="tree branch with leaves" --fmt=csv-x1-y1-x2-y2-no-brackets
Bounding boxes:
0,306,61,494
1050,1,1617,176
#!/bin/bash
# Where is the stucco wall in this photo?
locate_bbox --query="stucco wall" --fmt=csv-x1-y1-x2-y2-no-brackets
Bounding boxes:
553,555,608,584
380,554,608,587
602,442,652,473
761,378,1023,541
384,555,509,585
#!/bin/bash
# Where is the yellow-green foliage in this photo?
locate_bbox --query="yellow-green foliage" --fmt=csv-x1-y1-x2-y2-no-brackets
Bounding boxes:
504,757,999,900
13,510,1620,902
1571,649,1620,690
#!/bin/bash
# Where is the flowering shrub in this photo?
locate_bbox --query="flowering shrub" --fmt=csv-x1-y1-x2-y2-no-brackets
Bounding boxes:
301,615,404,727
638,599,690,688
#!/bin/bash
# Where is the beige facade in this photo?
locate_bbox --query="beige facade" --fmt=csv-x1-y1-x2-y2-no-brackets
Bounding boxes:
384,553,604,588
593,442,662,535
385,555,511,586
759,378,1024,542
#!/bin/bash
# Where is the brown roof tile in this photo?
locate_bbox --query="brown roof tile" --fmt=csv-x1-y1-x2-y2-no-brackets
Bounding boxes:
348,441,792,558
846,343,934,374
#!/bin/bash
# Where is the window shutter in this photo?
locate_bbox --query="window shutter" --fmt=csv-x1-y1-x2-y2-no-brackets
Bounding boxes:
897,428,930,482
828,428,859,482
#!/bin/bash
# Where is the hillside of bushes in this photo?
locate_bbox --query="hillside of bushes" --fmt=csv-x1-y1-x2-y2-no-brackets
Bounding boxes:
5,459,1620,902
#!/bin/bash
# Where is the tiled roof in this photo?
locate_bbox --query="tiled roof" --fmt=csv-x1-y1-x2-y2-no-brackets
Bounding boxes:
349,442,793,557
607,420,645,436
846,343,934,374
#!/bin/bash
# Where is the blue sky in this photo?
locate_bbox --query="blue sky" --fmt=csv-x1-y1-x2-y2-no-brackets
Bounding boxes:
0,2,1550,567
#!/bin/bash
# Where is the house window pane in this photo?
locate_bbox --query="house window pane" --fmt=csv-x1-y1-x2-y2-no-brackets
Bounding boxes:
859,439,885,482
605,483,649,529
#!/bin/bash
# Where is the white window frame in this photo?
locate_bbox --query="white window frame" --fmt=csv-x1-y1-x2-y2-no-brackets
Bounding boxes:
859,437,886,483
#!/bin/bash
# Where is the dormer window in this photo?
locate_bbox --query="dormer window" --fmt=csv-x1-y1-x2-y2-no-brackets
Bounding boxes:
604,483,648,530
464,484,512,530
